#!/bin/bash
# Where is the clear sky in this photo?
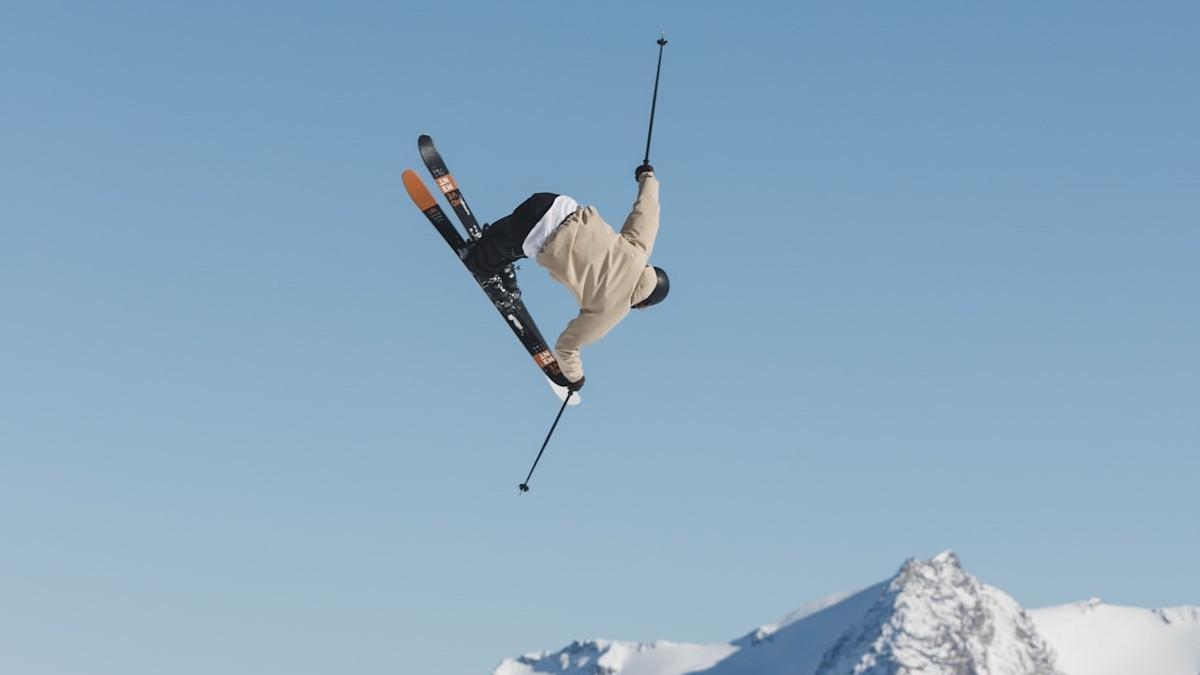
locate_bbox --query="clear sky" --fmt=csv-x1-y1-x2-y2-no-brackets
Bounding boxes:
2,2,1197,674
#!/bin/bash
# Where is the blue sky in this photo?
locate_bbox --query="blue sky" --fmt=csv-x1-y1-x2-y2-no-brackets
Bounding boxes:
2,2,1197,674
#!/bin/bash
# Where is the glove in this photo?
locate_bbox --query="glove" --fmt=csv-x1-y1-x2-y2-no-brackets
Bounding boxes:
635,163,655,181
548,372,584,392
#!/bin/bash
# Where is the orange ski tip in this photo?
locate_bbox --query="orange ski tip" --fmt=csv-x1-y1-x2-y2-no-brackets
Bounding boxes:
402,170,438,210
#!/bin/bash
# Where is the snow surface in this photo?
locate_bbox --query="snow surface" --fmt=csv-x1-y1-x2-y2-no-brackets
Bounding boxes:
1030,600,1200,675
492,552,1200,675
493,640,736,675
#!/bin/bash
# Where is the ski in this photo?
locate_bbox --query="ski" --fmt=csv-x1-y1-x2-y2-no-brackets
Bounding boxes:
401,168,570,388
417,133,523,300
418,134,483,240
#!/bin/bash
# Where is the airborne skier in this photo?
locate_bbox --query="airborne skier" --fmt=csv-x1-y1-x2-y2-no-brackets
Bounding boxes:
404,35,670,490
463,164,669,391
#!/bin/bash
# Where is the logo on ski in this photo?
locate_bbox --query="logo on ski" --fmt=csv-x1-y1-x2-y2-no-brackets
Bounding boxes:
506,313,525,332
434,175,468,211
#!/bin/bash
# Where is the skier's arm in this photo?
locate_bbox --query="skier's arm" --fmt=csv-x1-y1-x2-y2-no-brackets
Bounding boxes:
554,306,629,383
619,173,660,255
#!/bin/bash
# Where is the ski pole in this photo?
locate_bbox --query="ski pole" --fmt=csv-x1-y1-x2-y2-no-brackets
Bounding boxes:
642,33,669,168
518,391,573,493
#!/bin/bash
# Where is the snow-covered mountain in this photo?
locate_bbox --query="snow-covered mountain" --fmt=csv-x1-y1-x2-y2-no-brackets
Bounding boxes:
1031,599,1200,675
494,552,1200,675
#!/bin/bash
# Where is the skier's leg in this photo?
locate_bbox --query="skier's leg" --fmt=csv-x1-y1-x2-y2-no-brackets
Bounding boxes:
465,215,521,276
465,193,559,277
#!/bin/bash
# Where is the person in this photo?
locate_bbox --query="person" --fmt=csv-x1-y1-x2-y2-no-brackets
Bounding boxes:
464,163,669,391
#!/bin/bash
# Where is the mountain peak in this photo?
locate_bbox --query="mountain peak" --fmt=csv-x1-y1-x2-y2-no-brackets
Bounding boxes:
930,550,962,567
892,549,968,594
814,554,1061,675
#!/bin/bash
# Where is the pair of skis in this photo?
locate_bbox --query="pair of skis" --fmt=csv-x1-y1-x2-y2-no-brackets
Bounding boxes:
403,135,577,492
401,135,573,396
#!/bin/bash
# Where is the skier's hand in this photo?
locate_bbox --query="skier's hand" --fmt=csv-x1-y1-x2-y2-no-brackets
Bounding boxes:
566,376,585,392
635,163,654,181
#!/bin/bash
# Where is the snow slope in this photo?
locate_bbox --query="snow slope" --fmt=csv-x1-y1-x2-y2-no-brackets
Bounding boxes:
1031,599,1200,675
493,552,1200,675
493,585,882,675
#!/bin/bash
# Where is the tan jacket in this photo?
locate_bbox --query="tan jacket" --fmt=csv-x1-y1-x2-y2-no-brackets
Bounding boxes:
535,174,661,381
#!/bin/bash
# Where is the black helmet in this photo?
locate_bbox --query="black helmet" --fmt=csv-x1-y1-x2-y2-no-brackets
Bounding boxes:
633,266,670,309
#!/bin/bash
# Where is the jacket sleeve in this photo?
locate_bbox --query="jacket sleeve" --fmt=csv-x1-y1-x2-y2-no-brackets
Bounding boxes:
619,174,660,255
553,305,630,382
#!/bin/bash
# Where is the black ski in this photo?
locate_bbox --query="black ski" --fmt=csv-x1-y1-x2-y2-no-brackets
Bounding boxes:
402,166,570,388
418,134,483,240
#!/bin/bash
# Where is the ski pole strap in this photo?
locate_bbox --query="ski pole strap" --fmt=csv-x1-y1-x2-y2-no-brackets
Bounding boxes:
518,391,573,492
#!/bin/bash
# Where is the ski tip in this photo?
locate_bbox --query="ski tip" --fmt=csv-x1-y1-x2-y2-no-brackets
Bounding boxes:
418,134,434,150
402,169,437,210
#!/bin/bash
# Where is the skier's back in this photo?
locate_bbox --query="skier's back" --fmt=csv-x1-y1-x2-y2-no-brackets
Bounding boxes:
465,164,669,390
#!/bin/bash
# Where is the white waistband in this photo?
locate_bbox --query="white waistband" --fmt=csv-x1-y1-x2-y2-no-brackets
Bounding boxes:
522,195,579,258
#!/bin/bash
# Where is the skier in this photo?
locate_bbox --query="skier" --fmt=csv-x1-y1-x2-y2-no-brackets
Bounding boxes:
464,163,669,391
